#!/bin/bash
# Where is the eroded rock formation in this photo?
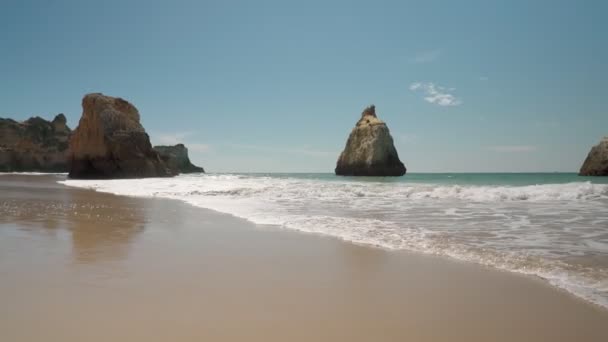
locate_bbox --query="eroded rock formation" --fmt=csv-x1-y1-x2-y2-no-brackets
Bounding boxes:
154,144,204,174
68,93,174,179
579,137,608,176
335,105,406,176
0,114,71,172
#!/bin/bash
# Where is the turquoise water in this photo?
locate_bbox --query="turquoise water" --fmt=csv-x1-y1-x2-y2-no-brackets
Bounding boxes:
246,172,608,186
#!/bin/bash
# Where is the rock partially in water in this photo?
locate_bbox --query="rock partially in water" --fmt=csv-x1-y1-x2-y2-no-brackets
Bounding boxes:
69,93,174,179
154,144,204,174
0,114,71,172
579,137,608,176
335,105,406,176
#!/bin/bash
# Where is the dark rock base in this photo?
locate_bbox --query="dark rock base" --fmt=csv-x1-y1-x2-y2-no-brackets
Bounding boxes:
69,156,175,179
335,162,406,177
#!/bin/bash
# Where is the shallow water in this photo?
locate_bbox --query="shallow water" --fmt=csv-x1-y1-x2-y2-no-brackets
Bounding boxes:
61,173,608,308
4,173,608,341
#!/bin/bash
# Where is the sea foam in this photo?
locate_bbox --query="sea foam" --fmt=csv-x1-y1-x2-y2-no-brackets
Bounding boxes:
60,173,608,309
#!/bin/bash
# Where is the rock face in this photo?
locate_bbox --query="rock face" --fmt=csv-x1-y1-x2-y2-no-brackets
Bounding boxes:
579,137,608,176
0,114,71,172
154,144,204,173
69,93,174,179
335,105,406,176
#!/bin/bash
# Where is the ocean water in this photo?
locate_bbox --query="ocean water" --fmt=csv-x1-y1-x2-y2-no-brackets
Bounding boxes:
61,173,608,308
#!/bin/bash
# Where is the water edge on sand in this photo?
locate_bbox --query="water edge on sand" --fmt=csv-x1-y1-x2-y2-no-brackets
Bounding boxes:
1,174,608,341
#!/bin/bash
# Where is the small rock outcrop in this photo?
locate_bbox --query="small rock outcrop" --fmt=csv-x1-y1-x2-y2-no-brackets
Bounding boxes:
0,114,71,172
335,105,406,176
154,144,204,174
579,137,608,176
69,93,174,179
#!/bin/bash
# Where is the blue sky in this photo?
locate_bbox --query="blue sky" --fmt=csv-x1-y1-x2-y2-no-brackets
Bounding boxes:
1,0,606,172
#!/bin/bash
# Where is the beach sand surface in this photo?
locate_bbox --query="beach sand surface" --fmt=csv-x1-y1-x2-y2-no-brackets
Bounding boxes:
1,174,607,341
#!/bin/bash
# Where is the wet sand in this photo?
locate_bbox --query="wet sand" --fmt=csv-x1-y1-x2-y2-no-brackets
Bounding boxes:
1,174,607,341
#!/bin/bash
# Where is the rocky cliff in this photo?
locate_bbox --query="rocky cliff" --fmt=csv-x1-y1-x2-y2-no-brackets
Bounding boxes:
335,105,406,176
579,137,608,176
0,114,71,172
154,144,204,174
69,93,174,179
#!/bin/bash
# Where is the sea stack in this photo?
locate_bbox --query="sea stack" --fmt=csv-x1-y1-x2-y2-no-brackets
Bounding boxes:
335,105,406,176
154,144,205,174
0,114,71,172
68,93,174,179
579,136,608,176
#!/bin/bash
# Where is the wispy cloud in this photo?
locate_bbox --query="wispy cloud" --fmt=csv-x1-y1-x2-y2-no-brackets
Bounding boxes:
534,120,560,129
479,76,489,81
227,143,335,157
155,131,193,145
485,145,538,153
409,82,462,107
397,133,418,143
153,131,210,152
410,49,441,64
186,143,211,152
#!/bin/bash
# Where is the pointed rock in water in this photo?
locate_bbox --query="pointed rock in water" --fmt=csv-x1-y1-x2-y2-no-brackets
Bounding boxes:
0,114,71,172
69,93,175,179
335,105,406,176
154,144,205,174
579,137,608,176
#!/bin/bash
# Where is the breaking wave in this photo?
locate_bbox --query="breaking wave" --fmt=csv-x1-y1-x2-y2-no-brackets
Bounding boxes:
60,173,608,309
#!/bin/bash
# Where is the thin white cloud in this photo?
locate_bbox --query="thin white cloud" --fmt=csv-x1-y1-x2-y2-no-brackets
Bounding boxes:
155,131,193,145
152,131,210,152
186,143,211,152
409,82,462,106
534,120,560,128
410,50,441,64
397,133,418,143
485,145,538,153
479,76,489,81
227,143,335,158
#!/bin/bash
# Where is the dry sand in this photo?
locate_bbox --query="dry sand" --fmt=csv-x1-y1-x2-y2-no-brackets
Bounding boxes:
1,174,607,341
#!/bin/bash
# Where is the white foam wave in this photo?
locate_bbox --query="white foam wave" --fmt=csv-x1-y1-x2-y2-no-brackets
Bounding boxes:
64,175,608,202
393,182,608,201
59,174,608,309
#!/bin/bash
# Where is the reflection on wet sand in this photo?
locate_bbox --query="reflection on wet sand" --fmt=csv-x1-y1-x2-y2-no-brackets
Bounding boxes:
2,175,608,342
0,174,145,264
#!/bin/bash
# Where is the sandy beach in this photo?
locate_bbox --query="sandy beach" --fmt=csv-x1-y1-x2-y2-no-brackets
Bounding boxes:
1,174,607,341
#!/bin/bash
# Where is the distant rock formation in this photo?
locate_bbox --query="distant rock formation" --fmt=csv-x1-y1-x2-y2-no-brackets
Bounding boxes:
154,144,204,174
579,137,608,176
335,105,406,176
69,93,175,179
0,114,71,172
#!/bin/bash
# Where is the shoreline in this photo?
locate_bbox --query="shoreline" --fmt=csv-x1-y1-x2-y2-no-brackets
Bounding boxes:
1,174,608,341
60,173,608,310
5,172,608,309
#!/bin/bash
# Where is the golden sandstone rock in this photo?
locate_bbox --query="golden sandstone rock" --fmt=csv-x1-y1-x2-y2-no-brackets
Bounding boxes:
579,137,608,176
69,93,174,179
335,105,406,176
0,114,71,172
